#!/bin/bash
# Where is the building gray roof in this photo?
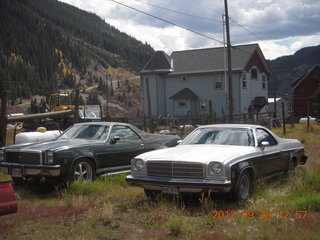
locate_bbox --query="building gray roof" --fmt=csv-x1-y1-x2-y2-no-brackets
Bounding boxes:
170,88,198,100
141,44,269,75
142,51,172,73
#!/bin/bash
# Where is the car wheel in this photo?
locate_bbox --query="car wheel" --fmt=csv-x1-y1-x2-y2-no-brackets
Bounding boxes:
144,189,160,201
286,159,296,178
234,170,251,201
69,159,96,182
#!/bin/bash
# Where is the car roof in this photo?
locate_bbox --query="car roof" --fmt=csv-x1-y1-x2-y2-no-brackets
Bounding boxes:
73,122,132,127
197,124,265,129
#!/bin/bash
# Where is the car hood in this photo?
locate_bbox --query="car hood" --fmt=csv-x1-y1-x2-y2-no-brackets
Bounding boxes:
4,139,102,152
138,144,257,165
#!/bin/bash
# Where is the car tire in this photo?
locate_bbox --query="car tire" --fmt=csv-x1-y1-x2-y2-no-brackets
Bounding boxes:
69,159,96,182
144,189,160,201
234,170,252,201
286,159,296,178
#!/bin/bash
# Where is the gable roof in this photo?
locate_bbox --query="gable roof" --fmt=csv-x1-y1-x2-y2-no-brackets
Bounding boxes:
141,51,172,73
141,44,270,75
291,64,320,90
170,88,198,100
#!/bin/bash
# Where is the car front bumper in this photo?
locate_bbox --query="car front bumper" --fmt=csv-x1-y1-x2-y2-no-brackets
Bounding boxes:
126,175,232,193
0,162,61,178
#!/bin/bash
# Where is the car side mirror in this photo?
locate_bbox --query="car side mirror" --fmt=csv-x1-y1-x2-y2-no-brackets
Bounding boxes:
177,140,183,145
260,141,270,150
111,136,120,144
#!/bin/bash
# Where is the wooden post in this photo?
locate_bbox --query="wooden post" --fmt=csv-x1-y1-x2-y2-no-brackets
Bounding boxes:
145,78,154,133
307,102,310,131
0,85,7,147
73,86,80,124
208,100,213,124
13,124,17,144
99,103,103,121
273,88,277,118
282,102,286,135
105,74,109,121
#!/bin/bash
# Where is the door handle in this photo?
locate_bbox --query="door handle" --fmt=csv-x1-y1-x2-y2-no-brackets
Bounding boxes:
140,143,144,148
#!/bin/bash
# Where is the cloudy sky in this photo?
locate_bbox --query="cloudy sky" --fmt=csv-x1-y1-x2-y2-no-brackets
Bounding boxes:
60,0,320,60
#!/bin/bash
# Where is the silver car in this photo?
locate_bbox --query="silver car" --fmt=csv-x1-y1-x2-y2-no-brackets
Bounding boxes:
126,124,308,201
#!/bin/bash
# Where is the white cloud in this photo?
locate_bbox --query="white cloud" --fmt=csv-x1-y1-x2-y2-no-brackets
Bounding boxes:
60,0,320,59
290,34,320,51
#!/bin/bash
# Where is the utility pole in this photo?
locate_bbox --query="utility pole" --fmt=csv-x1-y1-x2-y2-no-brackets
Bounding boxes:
224,0,233,123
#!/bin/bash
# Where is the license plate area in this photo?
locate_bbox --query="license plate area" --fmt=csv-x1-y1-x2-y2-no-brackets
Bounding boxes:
11,168,23,178
161,185,179,195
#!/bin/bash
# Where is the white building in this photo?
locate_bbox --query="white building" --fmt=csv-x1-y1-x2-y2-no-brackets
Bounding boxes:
140,44,271,118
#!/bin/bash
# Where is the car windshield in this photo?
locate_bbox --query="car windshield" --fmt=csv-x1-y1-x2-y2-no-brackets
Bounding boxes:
57,124,110,141
181,128,254,146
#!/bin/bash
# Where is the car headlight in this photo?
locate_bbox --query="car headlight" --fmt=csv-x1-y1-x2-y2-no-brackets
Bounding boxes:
0,149,4,162
45,150,54,164
132,158,144,171
209,162,222,175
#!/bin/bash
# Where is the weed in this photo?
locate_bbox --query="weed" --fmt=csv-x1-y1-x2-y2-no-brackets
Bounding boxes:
199,192,216,213
114,202,129,212
97,203,114,225
168,215,187,237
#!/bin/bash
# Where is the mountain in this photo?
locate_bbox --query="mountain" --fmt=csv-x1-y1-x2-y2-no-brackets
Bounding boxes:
268,45,320,98
0,0,154,103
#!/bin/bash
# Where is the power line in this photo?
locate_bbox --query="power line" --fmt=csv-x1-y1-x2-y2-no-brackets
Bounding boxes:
131,0,222,23
229,19,286,56
109,0,225,45
188,0,286,57
187,0,224,17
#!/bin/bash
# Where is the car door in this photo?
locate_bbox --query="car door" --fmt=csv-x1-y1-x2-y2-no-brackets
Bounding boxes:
254,128,283,177
97,125,145,171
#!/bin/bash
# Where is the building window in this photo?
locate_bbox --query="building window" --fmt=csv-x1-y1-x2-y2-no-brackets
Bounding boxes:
262,74,266,89
178,99,187,108
242,73,247,88
214,74,223,90
200,100,208,111
251,68,258,79
180,76,188,84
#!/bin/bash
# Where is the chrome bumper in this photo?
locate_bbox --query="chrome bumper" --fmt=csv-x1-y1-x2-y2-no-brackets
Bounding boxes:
126,175,232,193
0,162,61,177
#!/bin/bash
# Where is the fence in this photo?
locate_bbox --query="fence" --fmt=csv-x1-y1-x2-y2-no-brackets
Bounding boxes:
109,110,295,133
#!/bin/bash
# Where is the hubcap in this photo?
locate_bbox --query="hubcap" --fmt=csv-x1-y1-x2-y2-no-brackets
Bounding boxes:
74,162,93,181
288,161,295,178
239,174,249,200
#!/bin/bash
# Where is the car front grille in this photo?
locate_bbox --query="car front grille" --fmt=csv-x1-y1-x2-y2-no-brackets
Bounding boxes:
5,151,42,164
147,161,204,178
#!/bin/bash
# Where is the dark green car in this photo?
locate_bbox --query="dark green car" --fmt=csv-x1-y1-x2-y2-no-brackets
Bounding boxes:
0,122,180,184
